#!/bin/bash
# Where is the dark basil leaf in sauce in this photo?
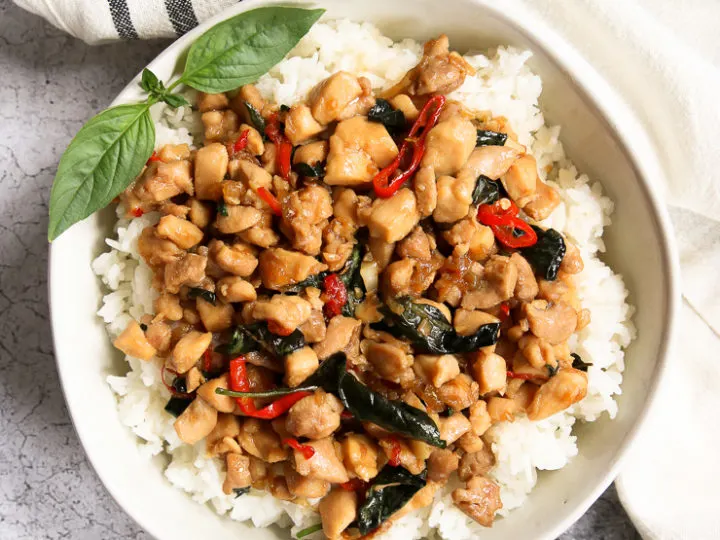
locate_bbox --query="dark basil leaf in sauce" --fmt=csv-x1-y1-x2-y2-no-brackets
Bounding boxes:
301,352,347,392
233,487,251,498
368,99,406,133
216,327,258,356
546,363,559,377
571,353,592,372
338,244,364,317
188,287,217,305
243,101,266,133
164,397,192,417
280,104,291,112
293,162,325,178
357,466,427,535
241,322,306,357
172,376,188,394
377,297,500,354
217,199,229,216
520,226,566,281
471,175,501,206
281,271,328,293
476,129,508,147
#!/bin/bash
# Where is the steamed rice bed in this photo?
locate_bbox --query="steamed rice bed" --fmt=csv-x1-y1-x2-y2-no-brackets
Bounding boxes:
92,19,634,539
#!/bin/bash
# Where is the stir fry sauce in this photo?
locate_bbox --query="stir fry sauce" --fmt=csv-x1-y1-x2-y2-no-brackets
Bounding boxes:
111,34,589,536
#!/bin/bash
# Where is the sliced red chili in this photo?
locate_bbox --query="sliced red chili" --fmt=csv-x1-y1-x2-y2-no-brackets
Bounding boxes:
146,151,162,165
387,437,402,466
161,365,193,399
322,273,347,318
283,438,316,460
267,319,293,336
340,478,367,491
506,370,547,381
265,115,292,180
249,391,312,419
499,302,510,321
477,199,537,249
232,129,250,153
131,207,144,218
202,347,213,373
256,187,282,216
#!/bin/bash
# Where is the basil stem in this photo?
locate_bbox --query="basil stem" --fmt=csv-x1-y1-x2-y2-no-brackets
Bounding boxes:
296,523,323,538
215,386,318,398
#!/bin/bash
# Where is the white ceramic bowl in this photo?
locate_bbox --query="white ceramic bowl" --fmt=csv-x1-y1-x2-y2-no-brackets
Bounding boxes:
49,0,680,538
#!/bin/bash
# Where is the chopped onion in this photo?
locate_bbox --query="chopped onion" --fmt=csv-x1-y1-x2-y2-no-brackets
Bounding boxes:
360,259,379,293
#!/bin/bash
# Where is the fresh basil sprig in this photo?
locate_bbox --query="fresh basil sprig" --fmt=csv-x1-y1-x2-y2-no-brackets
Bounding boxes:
48,7,324,241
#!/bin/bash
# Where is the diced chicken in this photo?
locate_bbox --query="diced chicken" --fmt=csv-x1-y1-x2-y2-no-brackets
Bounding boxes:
325,116,399,186
461,256,518,310
131,160,194,204
222,452,251,494
524,300,578,345
168,330,212,374
157,143,191,162
238,418,288,463
309,71,363,125
322,219,356,271
196,297,234,332
233,123,264,156
560,241,584,274
438,412,471,445
164,253,207,293
156,215,204,249
413,354,460,388
368,236,396,271
463,146,521,180
486,396,521,423
368,189,420,243
198,92,229,112
443,217,495,261
470,351,507,395
267,464,294,501
437,374,480,411
313,316,362,360
467,401,492,436
396,226,432,261
137,228,183,267
216,276,257,303
293,437,349,483
453,476,502,527
231,84,266,123
421,115,477,176
211,240,258,278
174,397,218,445
281,184,333,255
414,166,437,217
340,434,379,482
365,341,414,383
527,368,588,420
286,390,343,440
501,154,537,206
206,413,242,456
252,295,312,334
456,431,485,453
216,205,262,234
518,334,557,370
510,253,539,302
196,373,235,413
299,309,327,344
389,94,420,122
433,174,475,224
523,180,560,221
285,464,331,498
453,309,499,337
428,448,460,483
145,320,172,354
258,248,328,290
154,293,183,322
194,143,229,200
188,198,212,229
383,259,415,296
113,320,156,360
319,488,357,539
202,109,238,142
284,346,319,387
458,446,496,481
285,104,325,145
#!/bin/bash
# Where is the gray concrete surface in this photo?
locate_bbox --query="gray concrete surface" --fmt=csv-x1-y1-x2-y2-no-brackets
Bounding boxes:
0,1,639,538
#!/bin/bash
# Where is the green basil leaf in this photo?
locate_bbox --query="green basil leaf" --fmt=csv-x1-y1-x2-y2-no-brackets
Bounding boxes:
244,101,266,133
217,199,229,217
216,327,258,356
180,7,325,93
296,524,322,538
520,226,566,281
476,129,508,147
281,271,327,293
140,68,162,93
48,103,154,241
161,93,190,109
188,287,217,305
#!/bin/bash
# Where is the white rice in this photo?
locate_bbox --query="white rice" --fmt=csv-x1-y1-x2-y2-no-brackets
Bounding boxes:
92,20,635,539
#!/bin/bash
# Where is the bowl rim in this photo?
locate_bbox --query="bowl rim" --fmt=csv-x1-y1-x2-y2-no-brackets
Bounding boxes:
49,0,681,538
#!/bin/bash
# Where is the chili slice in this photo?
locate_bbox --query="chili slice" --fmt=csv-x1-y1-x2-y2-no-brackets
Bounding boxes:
477,199,538,249
283,438,316,460
387,437,402,466
202,347,213,373
267,320,294,336
232,129,250,153
265,115,292,180
146,151,162,165
256,187,282,216
506,370,548,381
340,478,367,491
322,274,347,318
131,207,144,218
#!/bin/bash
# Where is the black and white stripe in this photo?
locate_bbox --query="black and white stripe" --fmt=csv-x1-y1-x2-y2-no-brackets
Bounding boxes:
165,0,200,36
107,0,138,39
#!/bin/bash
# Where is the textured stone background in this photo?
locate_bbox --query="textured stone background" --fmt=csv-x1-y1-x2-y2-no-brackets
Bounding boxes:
0,1,640,538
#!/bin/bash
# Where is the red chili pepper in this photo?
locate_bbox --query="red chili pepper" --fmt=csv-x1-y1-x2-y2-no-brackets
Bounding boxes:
283,438,316,460
506,370,547,381
340,410,354,419
249,392,312,419
477,200,537,249
131,207,144,218
202,347,213,373
256,187,282,216
161,365,193,399
265,115,293,180
387,437,402,467
322,274,347,318
267,320,293,336
146,151,162,165
232,129,250,153
373,95,446,198
340,478,367,491
499,302,510,321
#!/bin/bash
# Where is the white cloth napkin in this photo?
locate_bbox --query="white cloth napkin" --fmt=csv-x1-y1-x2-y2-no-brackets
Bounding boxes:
16,0,720,537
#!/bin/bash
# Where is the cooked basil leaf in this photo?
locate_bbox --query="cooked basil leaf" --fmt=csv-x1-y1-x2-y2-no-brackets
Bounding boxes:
296,523,323,538
281,271,328,293
164,397,192,417
571,353,592,372
180,7,325,93
216,327,258,356
476,129,507,147
293,162,324,178
472,175,501,206
377,297,500,354
280,104,291,112
301,352,347,392
233,487,251,498
520,226,566,281
241,322,306,357
217,199,229,217
172,376,188,394
48,103,154,240
243,101,266,133
368,99,406,133
357,466,427,535
188,287,216,305
546,363,560,377
338,244,362,288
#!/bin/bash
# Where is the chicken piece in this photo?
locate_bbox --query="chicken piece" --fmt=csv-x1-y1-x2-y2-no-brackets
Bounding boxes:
168,330,212,374
463,145,521,180
413,354,460,388
299,309,327,343
453,309,499,337
365,341,414,383
443,217,495,261
284,104,325,145
470,351,507,396
258,248,328,290
506,379,538,411
510,253,539,302
293,140,329,167
396,226,432,261
524,300,578,345
113,320,156,360
222,452,251,494
194,143,229,201
281,184,333,255
202,109,238,142
211,240,258,277
523,179,560,221
196,373,235,413
196,297,234,332
467,401,492,437
230,84,266,123
461,255,518,310
238,418,288,463
131,160,194,204
164,253,207,294
452,476,503,527
232,123,264,156
340,434,379,482
286,390,343,440
206,413,242,456
368,236,396,271
458,446,496,481
421,115,477,176
389,94,420,122
216,276,256,303
325,116,399,186
319,488,357,539
197,92,228,112
486,396,521,423
560,241,584,274
187,199,212,229
309,71,363,125
383,259,415,297
285,464,331,498
252,295,312,334
378,437,431,475
367,189,420,243
216,205,262,234
174,397,218,445
157,143,191,162
154,293,183,322
414,166,437,217
137,228,183,267
427,449,460,483
433,174,475,224
156,215,204,249
501,154,537,206
322,219,356,271
437,374,480,411
284,346,319,387
313,316,362,360
518,334,557,371
527,368,588,421
293,437,349,483
145,320,172,354
438,412,472,445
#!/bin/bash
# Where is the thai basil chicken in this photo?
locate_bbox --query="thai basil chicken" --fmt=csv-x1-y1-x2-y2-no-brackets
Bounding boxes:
112,35,590,538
